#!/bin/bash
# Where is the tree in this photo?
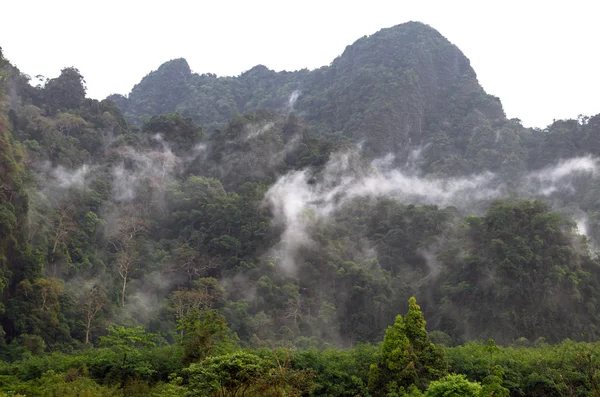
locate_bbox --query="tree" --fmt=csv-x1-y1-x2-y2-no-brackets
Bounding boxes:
48,202,76,278
22,278,63,312
169,243,219,282
44,67,86,112
51,202,76,255
283,294,305,328
13,278,67,350
168,278,224,339
80,283,107,344
116,250,138,307
479,369,509,397
169,290,203,337
107,205,147,306
100,325,156,387
180,309,234,364
369,297,446,395
262,349,316,397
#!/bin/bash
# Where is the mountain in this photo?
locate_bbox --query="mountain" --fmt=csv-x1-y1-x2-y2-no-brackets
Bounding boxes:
2,19,600,367
110,22,522,168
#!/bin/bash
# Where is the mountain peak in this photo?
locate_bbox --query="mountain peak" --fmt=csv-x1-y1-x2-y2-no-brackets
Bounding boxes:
156,58,191,75
335,20,474,79
112,22,499,156
388,20,445,36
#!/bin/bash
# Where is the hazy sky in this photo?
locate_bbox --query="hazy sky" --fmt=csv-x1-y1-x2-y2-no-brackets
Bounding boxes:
1,0,598,128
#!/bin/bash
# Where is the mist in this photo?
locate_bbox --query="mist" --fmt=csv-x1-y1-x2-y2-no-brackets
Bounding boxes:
265,148,600,272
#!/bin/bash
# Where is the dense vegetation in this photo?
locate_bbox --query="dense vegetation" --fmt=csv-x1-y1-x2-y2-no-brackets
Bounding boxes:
1,21,600,396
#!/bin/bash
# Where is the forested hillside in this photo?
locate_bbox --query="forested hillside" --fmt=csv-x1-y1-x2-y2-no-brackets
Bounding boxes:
110,22,515,163
2,21,600,396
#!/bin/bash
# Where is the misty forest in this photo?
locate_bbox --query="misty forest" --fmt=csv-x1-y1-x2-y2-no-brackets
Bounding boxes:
2,21,600,396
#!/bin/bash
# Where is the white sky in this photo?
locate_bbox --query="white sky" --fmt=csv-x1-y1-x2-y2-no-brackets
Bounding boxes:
1,0,598,128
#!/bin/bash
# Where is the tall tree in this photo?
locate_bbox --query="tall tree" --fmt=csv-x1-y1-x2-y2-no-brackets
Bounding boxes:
80,283,107,344
369,297,446,395
107,205,147,306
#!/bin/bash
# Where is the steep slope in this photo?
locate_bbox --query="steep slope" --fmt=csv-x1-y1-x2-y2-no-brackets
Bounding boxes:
3,22,600,353
300,22,490,155
110,22,522,169
0,49,45,345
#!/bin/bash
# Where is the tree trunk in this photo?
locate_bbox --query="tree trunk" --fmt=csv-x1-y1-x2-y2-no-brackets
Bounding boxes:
85,318,91,344
121,274,127,307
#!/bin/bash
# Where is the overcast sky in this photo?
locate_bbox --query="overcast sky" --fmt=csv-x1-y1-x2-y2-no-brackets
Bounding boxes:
1,0,598,128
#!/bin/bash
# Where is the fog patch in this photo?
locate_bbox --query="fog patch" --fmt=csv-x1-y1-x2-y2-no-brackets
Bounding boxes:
110,145,181,202
287,90,300,110
523,156,598,196
265,149,600,273
245,121,274,140
117,271,176,325
51,164,90,188
265,149,502,273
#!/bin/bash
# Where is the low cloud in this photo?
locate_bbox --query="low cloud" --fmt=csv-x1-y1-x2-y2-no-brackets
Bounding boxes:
265,150,600,273
52,164,90,188
523,156,598,196
264,150,501,273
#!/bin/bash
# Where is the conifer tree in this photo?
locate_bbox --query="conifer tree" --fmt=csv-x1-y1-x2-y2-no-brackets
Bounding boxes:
369,297,447,395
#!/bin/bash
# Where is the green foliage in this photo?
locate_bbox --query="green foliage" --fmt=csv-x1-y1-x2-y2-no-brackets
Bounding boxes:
100,325,156,384
44,67,86,113
479,369,509,397
100,325,156,355
293,344,379,396
180,309,235,365
425,374,481,397
370,297,446,395
150,376,186,397
27,370,117,396
186,349,315,397
435,199,599,343
1,336,600,396
186,351,268,396
142,112,203,153
446,339,600,396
